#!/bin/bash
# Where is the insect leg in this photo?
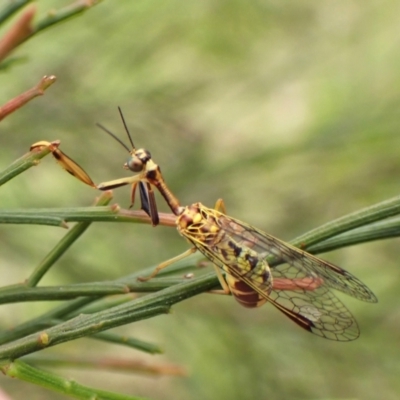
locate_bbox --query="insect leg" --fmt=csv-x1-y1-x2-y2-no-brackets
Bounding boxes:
208,265,232,295
138,247,197,282
213,198,227,213
142,182,159,226
30,141,96,187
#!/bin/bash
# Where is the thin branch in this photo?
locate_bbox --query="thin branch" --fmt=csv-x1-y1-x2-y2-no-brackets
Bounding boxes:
0,5,35,63
1,360,147,400
0,75,56,121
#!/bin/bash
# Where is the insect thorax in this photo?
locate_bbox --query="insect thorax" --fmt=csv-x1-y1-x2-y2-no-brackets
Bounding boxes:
176,203,225,247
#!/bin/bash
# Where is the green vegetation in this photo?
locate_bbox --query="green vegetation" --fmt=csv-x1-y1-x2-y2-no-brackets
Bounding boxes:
1,1,400,399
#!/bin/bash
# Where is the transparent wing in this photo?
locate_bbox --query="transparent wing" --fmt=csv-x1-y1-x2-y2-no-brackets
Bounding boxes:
195,240,360,341
217,214,377,303
268,263,360,341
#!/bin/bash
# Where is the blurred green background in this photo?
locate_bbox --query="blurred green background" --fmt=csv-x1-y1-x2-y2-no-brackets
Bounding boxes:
1,1,400,399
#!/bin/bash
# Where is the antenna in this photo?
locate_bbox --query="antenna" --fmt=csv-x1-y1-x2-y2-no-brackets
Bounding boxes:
118,106,135,150
96,122,131,153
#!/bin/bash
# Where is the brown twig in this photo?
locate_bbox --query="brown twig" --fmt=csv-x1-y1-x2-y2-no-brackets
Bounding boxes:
0,5,35,63
0,75,56,121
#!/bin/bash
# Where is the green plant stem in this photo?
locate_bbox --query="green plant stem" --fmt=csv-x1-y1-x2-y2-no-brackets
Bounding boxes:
23,355,185,376
291,194,400,248
0,277,195,305
0,0,31,24
67,294,136,316
0,139,54,185
0,282,130,304
28,192,114,288
0,298,96,346
0,304,170,361
0,206,117,224
1,360,148,400
0,273,217,360
0,214,65,226
0,311,162,354
0,263,179,346
0,207,176,226
92,331,163,354
34,0,102,35
308,215,400,253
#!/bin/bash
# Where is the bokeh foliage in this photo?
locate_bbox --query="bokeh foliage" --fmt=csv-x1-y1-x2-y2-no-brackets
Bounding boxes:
1,1,400,399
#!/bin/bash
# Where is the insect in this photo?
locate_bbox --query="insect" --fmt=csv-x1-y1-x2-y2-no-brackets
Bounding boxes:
30,109,160,226
30,109,377,341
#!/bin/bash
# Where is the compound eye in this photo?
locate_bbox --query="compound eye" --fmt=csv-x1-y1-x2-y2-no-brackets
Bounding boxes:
126,155,144,172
